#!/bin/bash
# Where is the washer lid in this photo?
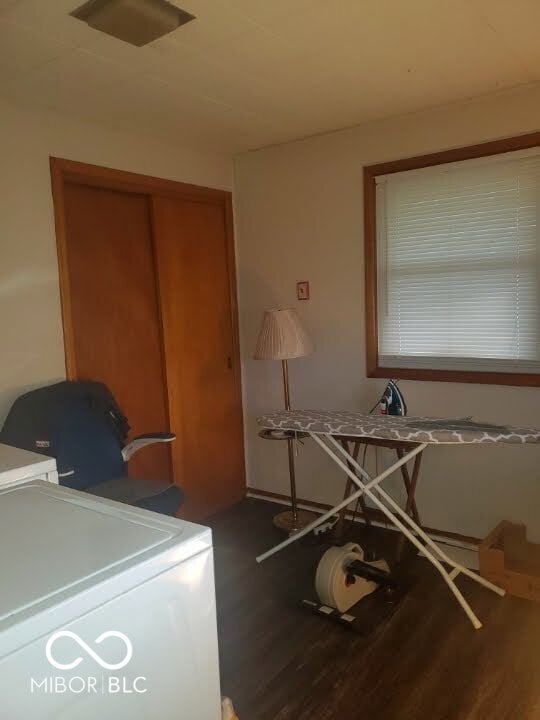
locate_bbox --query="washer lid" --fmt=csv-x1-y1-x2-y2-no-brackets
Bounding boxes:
0,442,56,484
0,480,210,627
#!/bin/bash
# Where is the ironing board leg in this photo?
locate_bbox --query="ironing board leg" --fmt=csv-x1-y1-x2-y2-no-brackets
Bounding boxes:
323,435,505,628
256,484,374,563
326,435,505,593
256,431,504,628
256,441,425,561
396,445,421,524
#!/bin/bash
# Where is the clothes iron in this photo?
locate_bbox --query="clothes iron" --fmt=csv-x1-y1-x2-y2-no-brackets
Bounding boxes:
379,380,407,416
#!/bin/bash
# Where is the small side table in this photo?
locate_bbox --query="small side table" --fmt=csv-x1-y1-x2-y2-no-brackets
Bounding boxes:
258,429,316,532
258,429,308,441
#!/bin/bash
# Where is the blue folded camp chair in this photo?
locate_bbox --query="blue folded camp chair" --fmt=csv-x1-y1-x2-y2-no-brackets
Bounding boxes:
1,381,183,516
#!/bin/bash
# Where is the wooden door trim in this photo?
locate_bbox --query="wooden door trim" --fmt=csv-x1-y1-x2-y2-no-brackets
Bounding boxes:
224,199,243,414
51,157,231,205
50,158,77,378
51,157,235,376
50,157,246,498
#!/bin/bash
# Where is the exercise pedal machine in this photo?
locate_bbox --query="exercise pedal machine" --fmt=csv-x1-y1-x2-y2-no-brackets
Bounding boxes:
302,543,407,631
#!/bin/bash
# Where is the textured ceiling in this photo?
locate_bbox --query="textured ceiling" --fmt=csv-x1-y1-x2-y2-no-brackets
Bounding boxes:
1,0,539,154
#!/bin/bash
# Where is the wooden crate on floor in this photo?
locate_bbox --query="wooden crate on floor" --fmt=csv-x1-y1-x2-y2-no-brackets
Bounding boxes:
479,521,540,602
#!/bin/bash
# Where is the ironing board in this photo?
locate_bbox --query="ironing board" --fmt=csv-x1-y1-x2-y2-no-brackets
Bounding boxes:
256,410,540,629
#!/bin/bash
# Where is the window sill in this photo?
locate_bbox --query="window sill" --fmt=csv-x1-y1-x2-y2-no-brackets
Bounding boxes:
367,364,540,387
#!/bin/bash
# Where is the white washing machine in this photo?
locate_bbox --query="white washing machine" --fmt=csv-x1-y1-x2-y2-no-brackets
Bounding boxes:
0,479,221,720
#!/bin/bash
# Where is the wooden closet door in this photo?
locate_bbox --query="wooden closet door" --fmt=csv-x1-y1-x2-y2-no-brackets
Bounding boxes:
152,196,244,519
62,184,171,482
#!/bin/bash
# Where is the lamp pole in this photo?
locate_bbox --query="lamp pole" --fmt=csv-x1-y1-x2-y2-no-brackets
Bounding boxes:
281,359,298,525
254,308,317,534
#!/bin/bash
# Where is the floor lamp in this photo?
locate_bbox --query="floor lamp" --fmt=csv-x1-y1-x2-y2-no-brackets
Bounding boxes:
254,308,317,533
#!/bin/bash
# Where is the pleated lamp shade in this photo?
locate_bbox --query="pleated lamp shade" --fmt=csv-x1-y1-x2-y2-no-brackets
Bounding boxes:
254,308,313,360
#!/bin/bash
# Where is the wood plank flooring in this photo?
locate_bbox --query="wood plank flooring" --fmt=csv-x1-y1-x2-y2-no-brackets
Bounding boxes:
208,498,540,720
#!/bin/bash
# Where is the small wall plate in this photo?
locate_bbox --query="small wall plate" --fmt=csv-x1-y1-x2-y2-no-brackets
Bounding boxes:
297,281,310,300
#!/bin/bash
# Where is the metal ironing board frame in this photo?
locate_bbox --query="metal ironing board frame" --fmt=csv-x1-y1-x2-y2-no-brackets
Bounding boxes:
256,431,505,629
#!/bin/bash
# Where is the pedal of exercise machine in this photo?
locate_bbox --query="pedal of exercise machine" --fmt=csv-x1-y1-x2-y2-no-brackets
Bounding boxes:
302,542,410,633
315,542,392,612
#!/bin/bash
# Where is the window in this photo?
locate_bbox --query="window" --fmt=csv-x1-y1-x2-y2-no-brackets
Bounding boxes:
364,133,540,386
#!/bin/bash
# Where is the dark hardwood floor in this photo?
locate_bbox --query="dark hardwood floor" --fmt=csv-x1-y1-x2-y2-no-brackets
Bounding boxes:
208,498,540,720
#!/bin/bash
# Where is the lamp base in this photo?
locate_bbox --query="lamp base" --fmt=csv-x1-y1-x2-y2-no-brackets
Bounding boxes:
273,509,318,535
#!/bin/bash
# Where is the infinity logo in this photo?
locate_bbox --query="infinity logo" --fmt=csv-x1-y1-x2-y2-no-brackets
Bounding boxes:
45,631,133,670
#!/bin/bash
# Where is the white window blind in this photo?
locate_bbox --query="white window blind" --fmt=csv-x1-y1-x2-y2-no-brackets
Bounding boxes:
376,148,540,373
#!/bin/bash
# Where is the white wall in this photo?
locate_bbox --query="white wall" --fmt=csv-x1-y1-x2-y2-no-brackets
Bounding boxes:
235,83,540,541
0,95,232,423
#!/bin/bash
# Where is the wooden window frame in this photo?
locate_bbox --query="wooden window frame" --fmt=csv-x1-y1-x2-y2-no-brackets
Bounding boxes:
364,131,540,387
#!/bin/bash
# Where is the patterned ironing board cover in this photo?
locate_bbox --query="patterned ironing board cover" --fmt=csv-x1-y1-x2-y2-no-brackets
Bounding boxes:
258,410,540,444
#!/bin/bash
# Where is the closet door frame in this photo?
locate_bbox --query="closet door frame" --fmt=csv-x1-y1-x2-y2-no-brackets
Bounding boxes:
50,156,244,490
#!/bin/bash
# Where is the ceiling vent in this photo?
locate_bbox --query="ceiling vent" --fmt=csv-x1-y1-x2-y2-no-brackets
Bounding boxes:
71,0,196,46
